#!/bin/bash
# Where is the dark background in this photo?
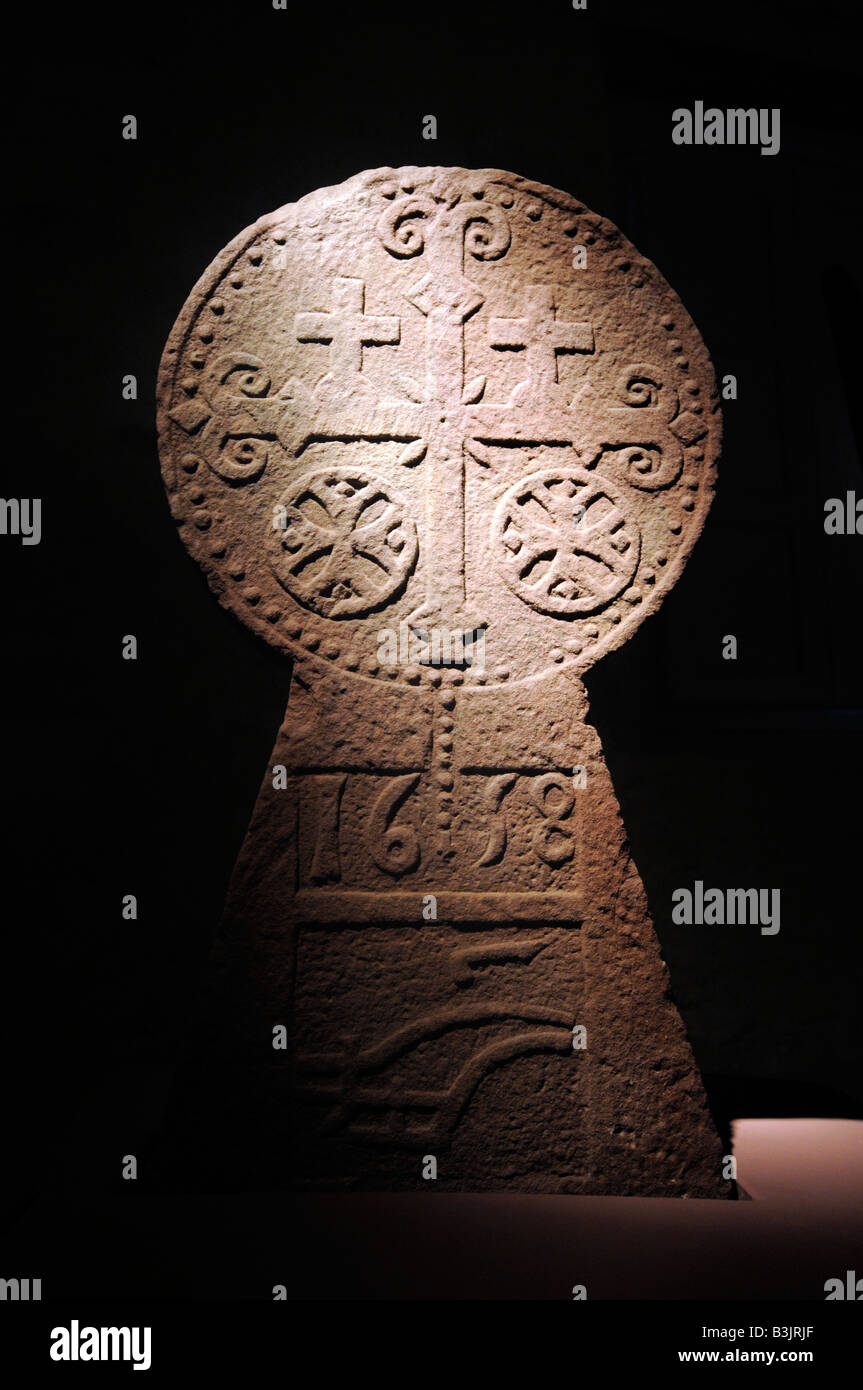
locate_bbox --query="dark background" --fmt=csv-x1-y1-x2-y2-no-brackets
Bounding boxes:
3,0,861,1260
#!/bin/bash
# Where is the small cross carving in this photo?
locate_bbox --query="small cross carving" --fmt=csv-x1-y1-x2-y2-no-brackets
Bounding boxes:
295,276,400,380
489,286,595,394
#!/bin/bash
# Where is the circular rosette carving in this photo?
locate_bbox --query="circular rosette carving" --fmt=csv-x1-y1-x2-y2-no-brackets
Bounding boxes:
268,467,418,619
491,467,640,616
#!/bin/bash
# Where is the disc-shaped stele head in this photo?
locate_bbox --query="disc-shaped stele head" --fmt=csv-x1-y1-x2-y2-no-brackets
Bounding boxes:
157,167,720,688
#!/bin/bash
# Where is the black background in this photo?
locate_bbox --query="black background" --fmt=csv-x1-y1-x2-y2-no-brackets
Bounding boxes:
3,0,862,1274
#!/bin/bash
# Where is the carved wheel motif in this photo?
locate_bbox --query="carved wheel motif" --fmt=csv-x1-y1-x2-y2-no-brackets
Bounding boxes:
492,468,640,616
268,468,417,618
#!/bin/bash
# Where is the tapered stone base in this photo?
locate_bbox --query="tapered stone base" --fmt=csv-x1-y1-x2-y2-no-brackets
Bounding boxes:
155,662,730,1197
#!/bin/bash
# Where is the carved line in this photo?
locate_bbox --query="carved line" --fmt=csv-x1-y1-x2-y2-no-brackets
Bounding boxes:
296,432,424,455
306,1028,573,1146
462,766,580,776
295,889,584,923
449,936,553,986
299,1001,575,1076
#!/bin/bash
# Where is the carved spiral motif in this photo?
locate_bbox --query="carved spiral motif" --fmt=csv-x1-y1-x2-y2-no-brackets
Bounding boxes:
376,196,435,258
614,364,666,409
458,204,511,262
205,352,272,401
208,435,269,484
602,443,683,493
376,193,511,266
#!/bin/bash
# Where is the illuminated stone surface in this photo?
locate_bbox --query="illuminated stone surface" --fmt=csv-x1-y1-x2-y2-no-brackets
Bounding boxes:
157,167,729,1194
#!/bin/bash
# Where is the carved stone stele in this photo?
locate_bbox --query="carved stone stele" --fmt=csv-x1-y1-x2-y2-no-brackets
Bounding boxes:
157,167,729,1195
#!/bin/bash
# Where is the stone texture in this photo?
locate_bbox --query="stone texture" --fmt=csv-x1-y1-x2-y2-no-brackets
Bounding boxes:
157,167,729,1195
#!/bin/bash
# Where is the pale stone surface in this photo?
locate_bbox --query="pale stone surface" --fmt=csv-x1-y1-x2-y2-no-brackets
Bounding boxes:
157,167,728,1195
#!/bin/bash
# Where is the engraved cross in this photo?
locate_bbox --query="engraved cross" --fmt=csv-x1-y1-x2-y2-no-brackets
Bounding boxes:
489,286,595,395
295,276,400,380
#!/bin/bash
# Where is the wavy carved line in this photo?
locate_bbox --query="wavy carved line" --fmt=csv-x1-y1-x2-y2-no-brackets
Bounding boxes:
305,1025,573,1145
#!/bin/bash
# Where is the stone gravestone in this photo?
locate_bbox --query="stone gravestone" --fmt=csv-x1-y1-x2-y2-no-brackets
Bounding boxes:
157,166,729,1196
